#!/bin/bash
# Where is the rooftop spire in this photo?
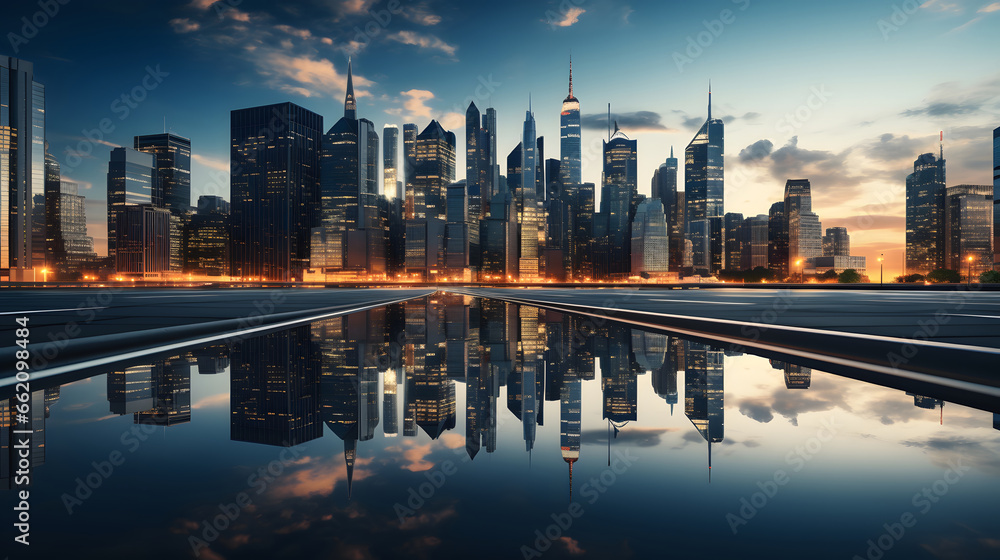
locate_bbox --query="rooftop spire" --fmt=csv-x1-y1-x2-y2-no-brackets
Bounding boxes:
670,146,674,159
708,80,712,120
345,57,357,120
569,55,574,97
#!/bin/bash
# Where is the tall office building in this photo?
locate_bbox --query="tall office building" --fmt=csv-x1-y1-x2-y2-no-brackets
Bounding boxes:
405,121,455,278
741,214,768,271
945,185,993,277
518,109,542,279
560,58,582,186
631,199,669,276
482,108,500,202
312,61,384,276
823,227,850,257
685,341,724,472
652,149,681,271
107,147,157,261
403,123,418,219
115,203,171,276
384,124,401,200
768,201,788,276
134,133,191,214
784,179,822,271
1,56,44,281
993,126,999,267
445,181,469,275
560,376,581,497
595,123,638,279
45,179,96,276
184,195,230,276
466,102,485,202
906,150,947,274
723,212,744,271
685,88,725,274
230,102,322,281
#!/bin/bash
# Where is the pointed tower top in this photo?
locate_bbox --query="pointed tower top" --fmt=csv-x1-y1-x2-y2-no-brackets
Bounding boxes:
564,55,578,103
569,460,574,501
670,146,674,159
708,80,712,121
344,57,357,120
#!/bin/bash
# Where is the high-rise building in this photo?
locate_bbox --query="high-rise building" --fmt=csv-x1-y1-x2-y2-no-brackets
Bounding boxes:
403,123,418,219
518,109,541,279
482,108,499,202
115,204,171,276
823,227,850,257
466,103,484,202
631,199,669,276
230,102,323,281
723,212,744,271
685,88,725,274
741,215,768,271
184,195,230,276
383,124,401,200
652,148,680,270
945,185,993,277
906,151,947,274
1,56,44,281
45,176,96,277
685,341,724,473
312,61,384,277
595,123,638,279
993,126,999,267
768,201,788,276
560,58,582,186
107,147,157,262
134,133,191,214
784,179,822,271
445,181,469,276
405,120,455,279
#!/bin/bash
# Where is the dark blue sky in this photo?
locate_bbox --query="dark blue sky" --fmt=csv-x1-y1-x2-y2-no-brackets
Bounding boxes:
7,0,999,275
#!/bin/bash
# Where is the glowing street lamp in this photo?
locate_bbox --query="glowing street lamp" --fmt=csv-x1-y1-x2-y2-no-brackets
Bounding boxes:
878,254,884,285
967,255,974,287
40,268,49,283
795,259,803,283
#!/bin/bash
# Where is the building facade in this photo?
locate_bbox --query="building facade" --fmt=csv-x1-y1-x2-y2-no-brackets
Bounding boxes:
685,90,724,274
906,151,947,274
945,184,993,277
134,133,191,214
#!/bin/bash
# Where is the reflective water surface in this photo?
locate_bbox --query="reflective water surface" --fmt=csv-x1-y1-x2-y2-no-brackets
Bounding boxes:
4,294,1000,559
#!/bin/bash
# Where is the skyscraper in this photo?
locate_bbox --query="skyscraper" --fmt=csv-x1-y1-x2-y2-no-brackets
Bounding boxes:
685,87,725,274
312,60,383,277
906,151,947,275
595,122,638,279
945,185,993,277
993,126,999,267
116,203,170,276
652,148,680,270
107,147,157,261
560,58,582,186
482,108,500,202
741,215,769,271
185,195,230,276
383,124,401,200
823,227,850,257
403,123,418,219
768,201,788,276
723,212,744,271
519,109,541,279
631,199,669,277
784,179,822,270
1,56,44,281
466,102,484,202
134,133,191,214
230,102,323,281
405,120,455,279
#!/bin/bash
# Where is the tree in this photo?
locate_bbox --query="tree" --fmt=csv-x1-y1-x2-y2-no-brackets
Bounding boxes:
820,270,839,281
980,270,1000,284
838,269,862,283
745,266,778,283
927,268,960,284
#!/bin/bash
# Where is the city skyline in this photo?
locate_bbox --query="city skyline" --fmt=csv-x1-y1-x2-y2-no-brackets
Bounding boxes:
9,0,999,279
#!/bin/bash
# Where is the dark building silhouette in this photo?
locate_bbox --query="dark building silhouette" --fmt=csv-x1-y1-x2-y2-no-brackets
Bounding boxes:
595,124,638,280
906,150,947,275
185,195,230,276
230,102,323,281
134,133,191,215
685,89,725,275
768,201,788,277
652,149,681,271
685,341,724,474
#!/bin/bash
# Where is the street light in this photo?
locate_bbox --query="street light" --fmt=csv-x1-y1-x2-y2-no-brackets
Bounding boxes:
40,268,49,283
967,255,974,287
878,254,884,285
795,259,803,283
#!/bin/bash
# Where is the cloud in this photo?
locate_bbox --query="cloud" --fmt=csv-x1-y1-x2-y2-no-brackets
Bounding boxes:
169,18,200,33
981,2,1000,12
768,136,850,181
580,111,675,133
548,6,586,27
338,0,378,15
192,153,229,172
900,74,1000,118
192,393,229,409
825,215,905,231
681,115,705,130
739,139,774,163
270,455,374,499
399,89,436,120
738,400,774,423
256,51,371,99
866,133,931,162
387,31,457,59
402,3,442,25
558,537,586,555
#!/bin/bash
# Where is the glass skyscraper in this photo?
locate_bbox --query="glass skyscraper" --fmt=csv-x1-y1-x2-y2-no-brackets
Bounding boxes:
519,109,540,279
383,125,400,200
560,59,582,186
134,133,191,214
1,56,45,281
107,147,157,261
784,179,822,268
403,123,417,219
631,199,669,276
685,89,724,274
905,151,947,274
993,126,999,267
596,124,638,279
230,102,323,281
482,107,499,201
945,185,993,277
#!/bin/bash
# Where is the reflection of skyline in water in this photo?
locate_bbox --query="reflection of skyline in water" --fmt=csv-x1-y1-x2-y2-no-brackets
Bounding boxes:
3,294,999,497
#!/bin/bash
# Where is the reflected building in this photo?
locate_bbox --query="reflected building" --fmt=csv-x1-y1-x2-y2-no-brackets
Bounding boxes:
560,376,581,498
784,364,811,389
602,324,637,426
108,364,156,415
404,298,456,439
685,341,724,474
135,358,192,426
230,326,323,447
652,338,681,414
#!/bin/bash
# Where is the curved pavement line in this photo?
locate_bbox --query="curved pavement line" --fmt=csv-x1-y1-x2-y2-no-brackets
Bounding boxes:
1,291,433,388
